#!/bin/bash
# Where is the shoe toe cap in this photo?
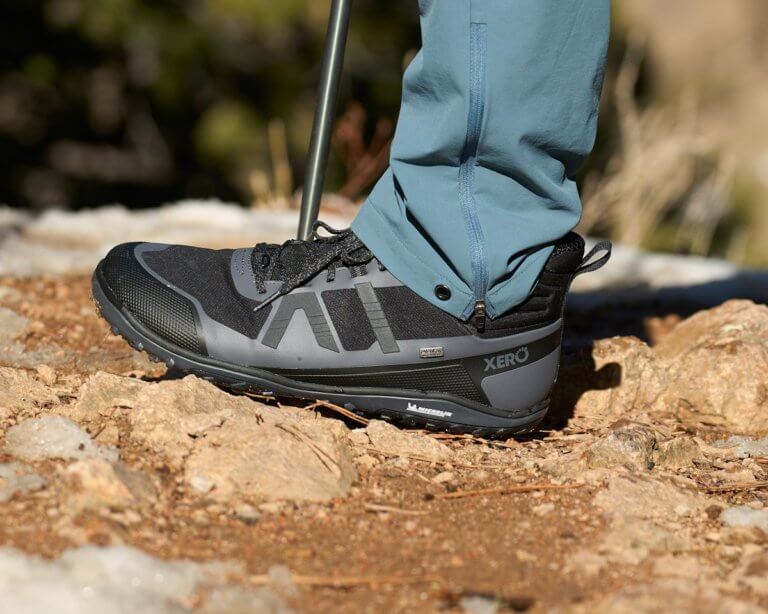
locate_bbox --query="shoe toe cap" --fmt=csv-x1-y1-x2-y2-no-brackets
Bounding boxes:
96,242,206,355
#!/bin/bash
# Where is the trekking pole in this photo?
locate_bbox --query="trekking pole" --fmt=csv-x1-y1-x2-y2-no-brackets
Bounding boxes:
297,0,353,240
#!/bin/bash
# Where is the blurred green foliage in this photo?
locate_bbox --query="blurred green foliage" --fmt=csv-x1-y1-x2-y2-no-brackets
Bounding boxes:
0,0,418,209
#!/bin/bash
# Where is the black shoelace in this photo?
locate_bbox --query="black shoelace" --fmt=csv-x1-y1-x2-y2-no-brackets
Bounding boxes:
252,221,378,310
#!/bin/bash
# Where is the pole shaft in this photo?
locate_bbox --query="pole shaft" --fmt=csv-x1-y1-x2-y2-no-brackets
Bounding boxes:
297,0,353,240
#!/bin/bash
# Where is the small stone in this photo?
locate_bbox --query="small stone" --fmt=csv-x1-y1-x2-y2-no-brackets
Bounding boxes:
432,471,455,484
94,424,120,447
258,501,285,514
0,307,28,343
4,415,117,462
656,437,701,468
63,459,149,512
0,367,59,413
355,420,453,462
721,506,768,532
0,463,46,503
34,364,57,386
715,435,768,459
234,504,261,524
585,422,658,472
189,475,215,494
532,502,555,517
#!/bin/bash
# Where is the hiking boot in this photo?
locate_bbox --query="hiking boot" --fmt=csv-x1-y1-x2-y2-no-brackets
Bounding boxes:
91,222,610,437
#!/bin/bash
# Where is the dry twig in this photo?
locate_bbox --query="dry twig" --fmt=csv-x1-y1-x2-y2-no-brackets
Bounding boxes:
700,481,768,493
364,503,428,516
435,482,582,500
249,573,438,589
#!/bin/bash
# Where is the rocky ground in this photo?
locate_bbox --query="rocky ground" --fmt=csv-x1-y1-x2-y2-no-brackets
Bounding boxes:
1,203,768,612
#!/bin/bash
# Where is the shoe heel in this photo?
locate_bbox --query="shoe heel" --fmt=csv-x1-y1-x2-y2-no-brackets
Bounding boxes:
477,342,561,415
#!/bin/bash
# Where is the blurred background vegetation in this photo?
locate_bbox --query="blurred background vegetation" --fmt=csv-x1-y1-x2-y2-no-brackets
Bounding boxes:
2,0,767,264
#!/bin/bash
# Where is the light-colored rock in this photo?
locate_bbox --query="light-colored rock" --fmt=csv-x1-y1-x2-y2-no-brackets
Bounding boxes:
68,372,147,422
554,337,663,422
127,376,256,468
4,415,117,462
715,435,768,459
598,520,695,565
63,459,155,512
585,422,658,471
0,366,59,413
350,420,453,462
594,475,708,521
721,506,768,533
184,414,357,502
654,300,768,433
0,307,28,342
0,463,46,503
655,436,701,468
0,545,290,614
584,579,762,614
125,376,357,502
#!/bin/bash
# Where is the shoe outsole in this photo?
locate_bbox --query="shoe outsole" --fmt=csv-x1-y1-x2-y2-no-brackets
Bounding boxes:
92,270,547,439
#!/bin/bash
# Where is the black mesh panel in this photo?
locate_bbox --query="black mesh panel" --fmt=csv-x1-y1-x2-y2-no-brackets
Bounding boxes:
144,246,271,340
375,286,468,340
321,289,376,351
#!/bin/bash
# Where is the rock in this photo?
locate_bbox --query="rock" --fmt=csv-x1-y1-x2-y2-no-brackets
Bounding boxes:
598,520,695,565
63,459,154,512
94,424,120,447
127,376,257,468
586,579,761,614
595,475,707,521
653,300,768,433
732,551,768,596
0,463,46,503
0,367,59,413
68,372,147,422
0,307,28,343
34,365,57,386
432,471,456,484
714,436,768,459
350,420,452,462
652,554,707,579
184,414,358,502
655,436,701,468
0,544,290,614
585,422,658,471
123,374,357,502
4,415,117,463
554,337,662,423
721,506,768,533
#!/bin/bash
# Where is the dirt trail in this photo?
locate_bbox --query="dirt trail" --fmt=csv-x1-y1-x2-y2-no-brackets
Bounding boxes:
1,275,767,613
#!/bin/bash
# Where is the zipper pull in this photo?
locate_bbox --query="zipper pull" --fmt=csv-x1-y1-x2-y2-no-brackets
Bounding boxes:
472,300,486,331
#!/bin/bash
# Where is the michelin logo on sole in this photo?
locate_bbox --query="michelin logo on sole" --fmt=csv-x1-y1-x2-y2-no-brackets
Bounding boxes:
406,402,453,418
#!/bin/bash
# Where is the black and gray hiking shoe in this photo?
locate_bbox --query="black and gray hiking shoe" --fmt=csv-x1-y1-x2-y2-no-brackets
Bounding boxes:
91,223,610,437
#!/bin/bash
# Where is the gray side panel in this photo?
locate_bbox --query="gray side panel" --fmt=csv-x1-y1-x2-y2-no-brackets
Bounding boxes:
261,293,339,352
355,282,400,354
480,349,560,413
135,244,564,371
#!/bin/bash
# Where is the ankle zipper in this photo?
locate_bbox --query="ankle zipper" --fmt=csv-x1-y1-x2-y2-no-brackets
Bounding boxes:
460,23,490,330
472,299,486,331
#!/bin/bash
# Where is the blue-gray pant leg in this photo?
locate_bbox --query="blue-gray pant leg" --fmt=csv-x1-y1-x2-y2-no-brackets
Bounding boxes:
352,0,610,319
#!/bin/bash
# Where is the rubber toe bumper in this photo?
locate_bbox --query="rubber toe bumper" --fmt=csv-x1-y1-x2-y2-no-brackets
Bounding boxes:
96,243,207,356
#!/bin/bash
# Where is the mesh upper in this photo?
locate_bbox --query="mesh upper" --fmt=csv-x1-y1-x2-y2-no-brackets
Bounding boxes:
143,246,271,340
